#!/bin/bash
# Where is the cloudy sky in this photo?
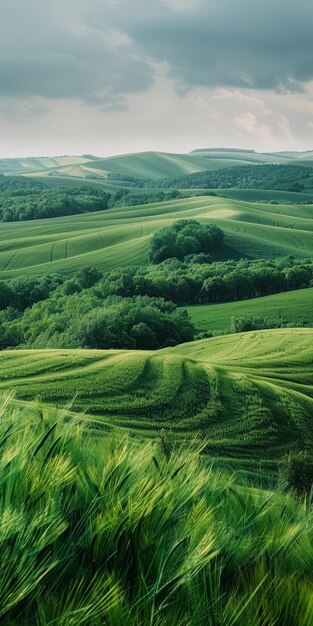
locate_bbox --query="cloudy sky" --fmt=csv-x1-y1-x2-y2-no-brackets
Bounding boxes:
1,0,313,157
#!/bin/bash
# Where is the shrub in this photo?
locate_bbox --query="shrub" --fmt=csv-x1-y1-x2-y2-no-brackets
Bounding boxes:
279,451,313,496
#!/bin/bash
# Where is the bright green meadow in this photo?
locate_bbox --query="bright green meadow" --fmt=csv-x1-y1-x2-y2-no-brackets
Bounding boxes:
1,194,313,280
186,286,313,333
1,328,312,470
1,148,313,623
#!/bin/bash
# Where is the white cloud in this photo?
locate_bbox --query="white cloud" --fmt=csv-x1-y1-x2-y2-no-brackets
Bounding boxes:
0,0,312,154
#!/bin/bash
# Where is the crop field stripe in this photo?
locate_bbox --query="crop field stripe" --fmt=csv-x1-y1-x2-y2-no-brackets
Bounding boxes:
1,196,313,278
0,329,312,466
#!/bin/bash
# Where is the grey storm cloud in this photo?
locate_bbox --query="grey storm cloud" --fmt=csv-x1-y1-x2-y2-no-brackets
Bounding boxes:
1,0,313,110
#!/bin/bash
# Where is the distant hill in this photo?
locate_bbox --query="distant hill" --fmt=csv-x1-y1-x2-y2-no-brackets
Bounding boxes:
3,148,313,183
0,156,94,176
134,163,313,193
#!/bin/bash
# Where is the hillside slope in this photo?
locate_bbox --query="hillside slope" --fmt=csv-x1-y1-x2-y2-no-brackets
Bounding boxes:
1,196,313,279
186,287,313,333
0,156,94,176
1,329,312,467
0,150,274,180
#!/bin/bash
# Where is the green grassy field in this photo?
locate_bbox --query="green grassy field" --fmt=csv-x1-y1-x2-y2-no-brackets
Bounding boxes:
185,287,313,333
1,328,312,468
0,399,312,625
1,195,313,279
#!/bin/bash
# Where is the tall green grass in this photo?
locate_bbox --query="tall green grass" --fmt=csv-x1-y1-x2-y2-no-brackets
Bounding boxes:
0,397,312,624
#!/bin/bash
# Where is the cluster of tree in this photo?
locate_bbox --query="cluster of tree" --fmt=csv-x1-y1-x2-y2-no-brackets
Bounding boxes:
1,255,313,350
108,188,183,207
0,267,103,311
91,256,313,306
0,274,64,311
0,174,46,192
0,185,113,221
108,164,313,193
149,220,224,263
230,315,306,334
0,176,187,221
0,292,194,351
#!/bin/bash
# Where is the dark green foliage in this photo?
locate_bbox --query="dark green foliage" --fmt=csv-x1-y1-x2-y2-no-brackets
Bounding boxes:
107,187,183,206
10,274,64,310
0,183,111,221
75,266,102,289
97,256,313,306
114,164,313,192
74,295,194,350
279,451,313,496
0,257,313,349
149,219,224,263
0,281,14,310
0,176,185,222
0,256,312,349
0,174,45,192
231,315,290,333
5,292,194,350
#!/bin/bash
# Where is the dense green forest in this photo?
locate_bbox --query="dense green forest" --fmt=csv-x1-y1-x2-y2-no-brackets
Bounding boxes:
0,175,184,221
108,163,313,193
0,252,312,350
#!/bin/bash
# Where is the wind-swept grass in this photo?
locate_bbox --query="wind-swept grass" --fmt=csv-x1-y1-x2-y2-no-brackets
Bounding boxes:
0,328,312,469
0,397,312,624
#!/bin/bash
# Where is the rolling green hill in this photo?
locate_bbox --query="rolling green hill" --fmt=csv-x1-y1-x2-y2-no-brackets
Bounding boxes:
191,147,313,164
186,287,313,333
1,328,312,468
1,152,237,181
0,195,313,279
82,151,214,179
0,156,94,176
0,150,265,181
4,148,313,182
190,148,289,164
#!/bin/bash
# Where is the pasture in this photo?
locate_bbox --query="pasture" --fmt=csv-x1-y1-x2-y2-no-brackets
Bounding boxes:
1,195,313,279
185,286,313,333
1,328,312,469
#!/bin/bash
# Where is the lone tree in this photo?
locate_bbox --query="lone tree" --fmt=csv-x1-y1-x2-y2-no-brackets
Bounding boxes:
149,220,224,264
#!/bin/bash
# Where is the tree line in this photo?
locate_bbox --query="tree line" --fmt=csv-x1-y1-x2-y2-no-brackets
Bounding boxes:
91,256,313,306
0,176,184,222
0,254,312,350
108,164,313,193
